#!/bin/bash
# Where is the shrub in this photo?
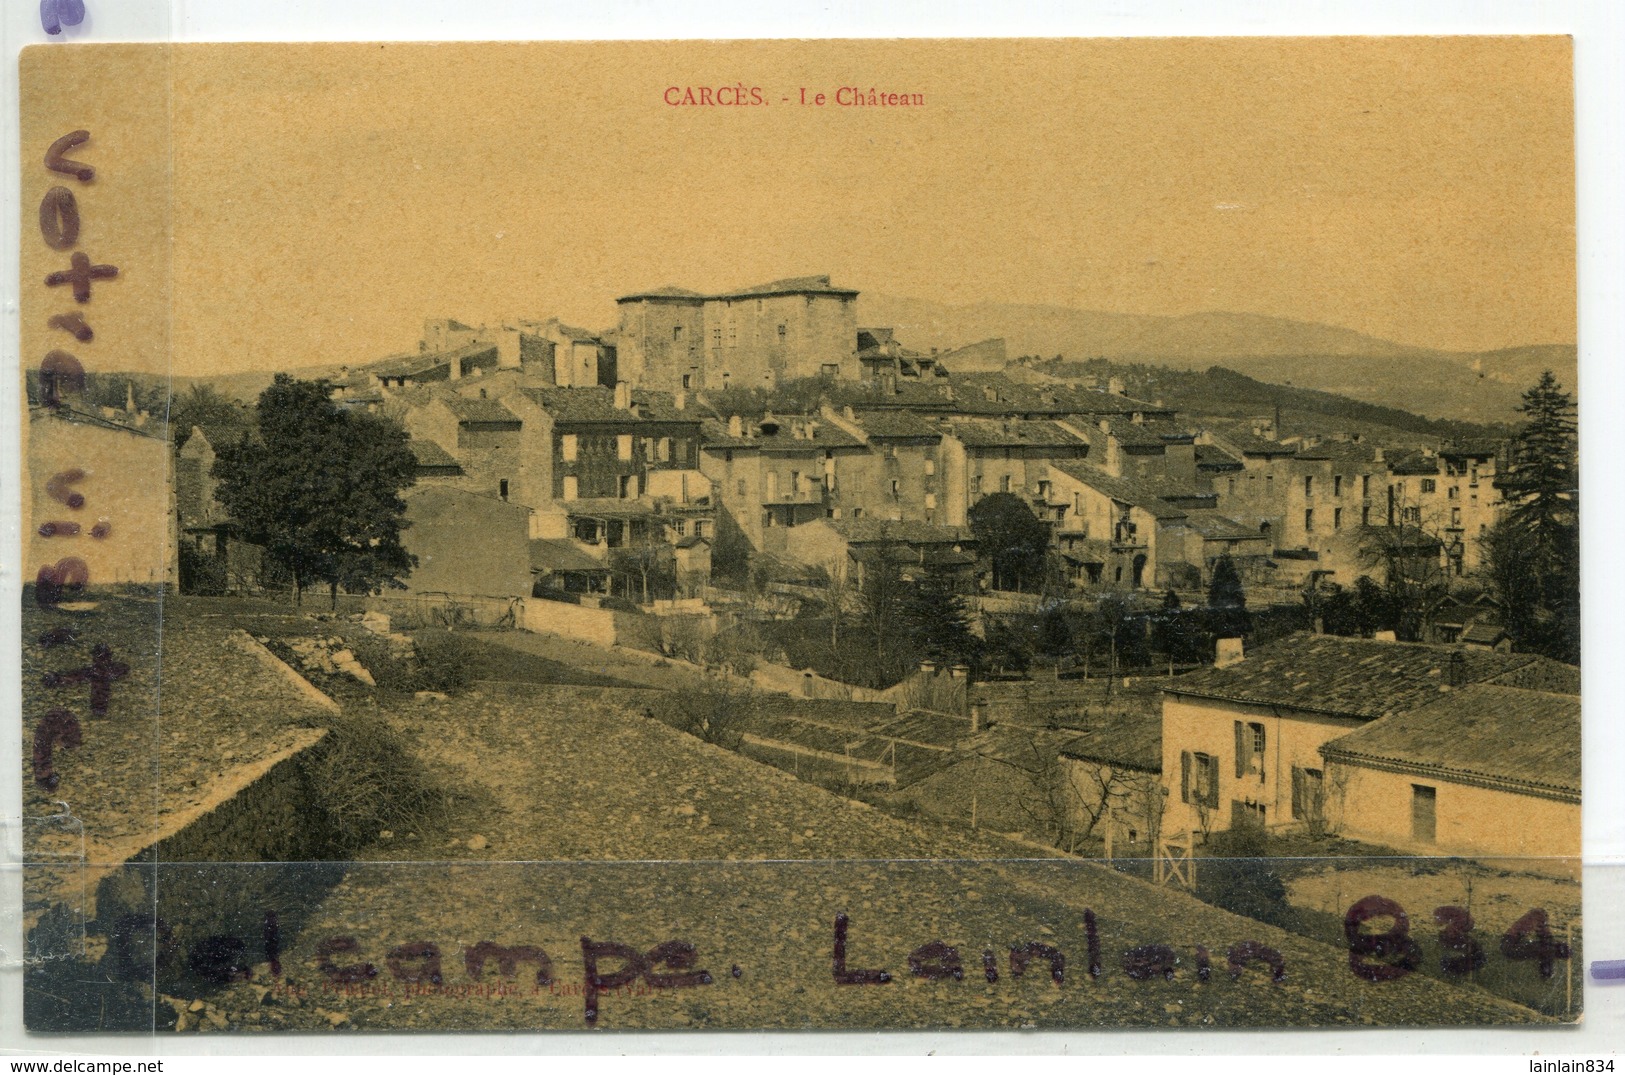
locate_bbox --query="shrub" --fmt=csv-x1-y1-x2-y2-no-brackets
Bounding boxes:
1197,822,1295,928
299,710,458,850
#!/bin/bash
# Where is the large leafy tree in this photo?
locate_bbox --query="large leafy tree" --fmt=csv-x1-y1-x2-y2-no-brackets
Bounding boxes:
213,374,417,607
968,492,1051,592
1487,371,1579,663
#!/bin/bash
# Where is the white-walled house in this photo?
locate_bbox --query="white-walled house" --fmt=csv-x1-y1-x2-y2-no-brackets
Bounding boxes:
1319,683,1578,871
1160,635,1579,851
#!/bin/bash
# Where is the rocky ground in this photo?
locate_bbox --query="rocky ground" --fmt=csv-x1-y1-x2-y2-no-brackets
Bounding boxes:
190,683,1546,1031
23,600,1566,1033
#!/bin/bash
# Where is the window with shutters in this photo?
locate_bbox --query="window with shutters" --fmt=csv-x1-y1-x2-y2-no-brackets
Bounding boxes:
1235,721,1266,781
1181,751,1220,808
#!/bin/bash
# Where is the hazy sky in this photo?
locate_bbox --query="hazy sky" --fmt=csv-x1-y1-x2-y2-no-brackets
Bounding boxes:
24,38,1576,379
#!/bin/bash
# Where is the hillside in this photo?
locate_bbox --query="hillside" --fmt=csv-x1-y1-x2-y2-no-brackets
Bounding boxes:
1044,360,1512,445
858,294,1576,425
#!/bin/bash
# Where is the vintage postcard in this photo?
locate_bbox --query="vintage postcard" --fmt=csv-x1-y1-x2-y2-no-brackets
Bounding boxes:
13,37,1581,1033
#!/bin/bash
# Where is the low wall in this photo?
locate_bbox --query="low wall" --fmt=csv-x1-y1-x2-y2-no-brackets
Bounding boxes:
750,661,890,703
62,730,344,1013
522,597,663,652
367,591,523,629
747,660,969,714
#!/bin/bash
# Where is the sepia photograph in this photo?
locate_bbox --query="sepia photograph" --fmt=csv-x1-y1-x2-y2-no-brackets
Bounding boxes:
14,36,1581,1034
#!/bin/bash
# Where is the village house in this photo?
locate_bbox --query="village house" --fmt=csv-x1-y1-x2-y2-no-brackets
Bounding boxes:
937,418,1092,529
517,383,710,554
1158,634,1579,848
819,406,946,525
1318,683,1578,869
1058,710,1165,855
174,427,263,590
615,275,860,392
1040,459,1243,590
395,387,553,510
697,412,868,554
781,517,978,590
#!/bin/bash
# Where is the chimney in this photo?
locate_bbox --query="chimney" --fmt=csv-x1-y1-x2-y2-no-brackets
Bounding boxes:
125,381,136,414
970,702,986,734
614,380,631,410
842,405,855,420
1373,630,1397,642
728,414,743,438
1374,447,1385,463
674,390,686,410
1108,376,1125,396
1215,637,1245,668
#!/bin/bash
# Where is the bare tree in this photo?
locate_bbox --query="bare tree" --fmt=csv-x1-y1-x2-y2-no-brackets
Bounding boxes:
655,673,756,751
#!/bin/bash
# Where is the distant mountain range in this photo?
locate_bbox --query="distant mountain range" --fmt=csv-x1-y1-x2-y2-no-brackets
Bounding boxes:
857,294,1576,425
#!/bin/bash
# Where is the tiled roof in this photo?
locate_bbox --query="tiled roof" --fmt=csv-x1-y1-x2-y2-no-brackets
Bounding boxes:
1059,710,1163,772
849,409,942,440
442,396,520,424
1385,448,1441,475
1049,460,1189,520
754,416,864,451
946,418,1091,449
1320,684,1579,801
1294,440,1381,463
1195,443,1243,469
529,538,609,574
408,439,462,469
825,518,973,546
1439,441,1504,459
1221,431,1298,457
370,341,496,380
722,275,858,299
615,286,707,303
525,386,697,425
699,415,864,450
549,321,601,343
1163,633,1577,721
1104,417,1194,450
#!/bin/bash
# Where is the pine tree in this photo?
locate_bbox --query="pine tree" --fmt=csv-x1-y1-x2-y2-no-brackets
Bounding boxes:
1486,371,1579,663
902,573,982,672
1206,554,1250,638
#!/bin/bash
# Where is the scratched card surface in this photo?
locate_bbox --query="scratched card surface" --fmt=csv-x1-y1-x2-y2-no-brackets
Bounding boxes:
16,39,1581,1032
